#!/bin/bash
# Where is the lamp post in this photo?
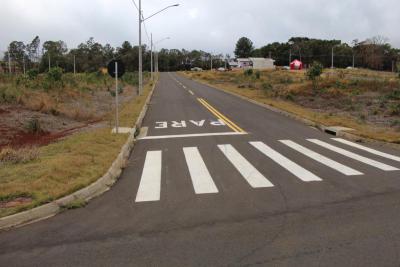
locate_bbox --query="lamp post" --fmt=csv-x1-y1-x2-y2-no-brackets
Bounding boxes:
137,1,179,95
153,37,170,74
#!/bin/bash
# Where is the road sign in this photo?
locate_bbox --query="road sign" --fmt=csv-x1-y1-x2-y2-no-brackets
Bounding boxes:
107,60,125,78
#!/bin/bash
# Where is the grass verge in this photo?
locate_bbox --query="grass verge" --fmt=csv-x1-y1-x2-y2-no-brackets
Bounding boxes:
0,80,155,218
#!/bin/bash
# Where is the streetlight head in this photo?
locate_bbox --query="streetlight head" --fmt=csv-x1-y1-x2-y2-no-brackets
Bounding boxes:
173,4,180,7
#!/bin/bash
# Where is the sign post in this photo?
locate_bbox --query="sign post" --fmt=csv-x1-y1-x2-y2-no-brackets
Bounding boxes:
107,60,125,134
115,61,119,133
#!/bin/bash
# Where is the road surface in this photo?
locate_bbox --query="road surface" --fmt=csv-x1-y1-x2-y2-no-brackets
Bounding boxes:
1,72,400,266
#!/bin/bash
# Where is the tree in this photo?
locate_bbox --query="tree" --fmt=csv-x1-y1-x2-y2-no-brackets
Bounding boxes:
27,36,41,63
234,37,254,58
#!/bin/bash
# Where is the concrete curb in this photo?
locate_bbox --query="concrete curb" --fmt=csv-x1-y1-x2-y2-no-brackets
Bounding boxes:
0,80,158,231
185,75,400,150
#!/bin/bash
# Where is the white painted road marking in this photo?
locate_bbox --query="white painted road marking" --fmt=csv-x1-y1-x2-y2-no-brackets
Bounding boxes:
280,140,363,176
332,138,400,163
250,141,322,182
135,151,162,202
308,139,399,171
189,90,194,95
183,147,219,194
139,132,247,140
218,144,274,188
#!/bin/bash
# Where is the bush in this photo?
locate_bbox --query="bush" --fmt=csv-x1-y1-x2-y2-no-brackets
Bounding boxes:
306,62,323,81
244,69,253,76
27,69,39,80
255,70,261,79
388,103,400,115
25,118,43,134
47,67,63,82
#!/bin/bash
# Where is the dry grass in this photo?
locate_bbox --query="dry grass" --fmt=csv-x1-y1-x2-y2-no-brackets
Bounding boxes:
182,70,400,143
0,146,40,164
0,79,154,218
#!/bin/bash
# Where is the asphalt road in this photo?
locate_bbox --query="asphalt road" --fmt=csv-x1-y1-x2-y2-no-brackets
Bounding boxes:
1,72,400,266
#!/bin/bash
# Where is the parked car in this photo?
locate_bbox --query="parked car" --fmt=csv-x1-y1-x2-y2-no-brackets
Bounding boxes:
217,67,226,72
191,67,203,71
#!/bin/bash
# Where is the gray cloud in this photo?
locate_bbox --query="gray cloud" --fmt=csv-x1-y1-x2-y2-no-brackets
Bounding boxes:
0,0,399,55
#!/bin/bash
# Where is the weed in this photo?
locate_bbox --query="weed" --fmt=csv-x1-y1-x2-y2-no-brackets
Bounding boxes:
244,69,253,76
61,199,88,210
25,118,43,134
386,89,400,100
388,103,400,115
27,69,39,80
255,71,261,79
47,67,63,82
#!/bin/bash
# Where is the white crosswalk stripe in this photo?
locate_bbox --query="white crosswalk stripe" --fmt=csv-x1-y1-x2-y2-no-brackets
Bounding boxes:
183,147,219,194
134,140,399,202
308,139,399,171
250,141,322,182
218,144,274,188
332,138,400,162
280,140,363,176
135,151,162,202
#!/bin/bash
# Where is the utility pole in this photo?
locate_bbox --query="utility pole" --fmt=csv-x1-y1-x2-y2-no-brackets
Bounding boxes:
8,50,11,74
331,47,334,69
269,51,272,59
150,33,153,81
48,54,51,71
210,55,213,71
138,0,143,96
392,60,395,73
289,49,292,65
23,55,26,75
73,55,76,75
352,54,355,68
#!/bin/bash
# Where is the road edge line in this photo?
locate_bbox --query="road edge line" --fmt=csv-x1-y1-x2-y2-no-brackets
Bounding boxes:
0,78,159,231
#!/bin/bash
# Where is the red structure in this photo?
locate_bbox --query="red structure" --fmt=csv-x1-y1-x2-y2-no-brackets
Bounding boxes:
290,59,303,70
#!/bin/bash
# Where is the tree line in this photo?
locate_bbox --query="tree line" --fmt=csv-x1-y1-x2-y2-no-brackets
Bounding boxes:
2,35,399,73
235,36,400,71
1,36,226,74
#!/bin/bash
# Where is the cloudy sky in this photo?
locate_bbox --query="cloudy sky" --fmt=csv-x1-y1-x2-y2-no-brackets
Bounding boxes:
0,0,399,55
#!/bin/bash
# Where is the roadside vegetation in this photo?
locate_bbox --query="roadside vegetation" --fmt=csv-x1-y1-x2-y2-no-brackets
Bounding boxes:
182,68,400,143
0,69,153,217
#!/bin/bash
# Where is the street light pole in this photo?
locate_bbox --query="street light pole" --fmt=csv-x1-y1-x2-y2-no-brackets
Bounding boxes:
331,47,334,69
136,2,179,95
150,33,153,81
138,0,142,96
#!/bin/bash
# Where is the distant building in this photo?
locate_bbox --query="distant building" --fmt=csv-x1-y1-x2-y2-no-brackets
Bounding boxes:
249,58,275,70
229,58,275,70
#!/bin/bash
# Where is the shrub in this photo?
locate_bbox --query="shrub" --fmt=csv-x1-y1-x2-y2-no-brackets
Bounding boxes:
27,69,39,80
25,118,43,134
388,103,400,115
262,82,273,92
386,89,400,100
47,67,63,82
306,62,323,81
244,69,253,76
255,70,261,79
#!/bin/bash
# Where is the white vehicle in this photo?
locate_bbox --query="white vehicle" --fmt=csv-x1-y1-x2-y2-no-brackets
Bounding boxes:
217,67,226,72
191,67,203,71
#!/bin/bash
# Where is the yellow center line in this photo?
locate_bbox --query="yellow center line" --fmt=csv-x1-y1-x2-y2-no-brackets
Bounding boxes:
197,98,246,133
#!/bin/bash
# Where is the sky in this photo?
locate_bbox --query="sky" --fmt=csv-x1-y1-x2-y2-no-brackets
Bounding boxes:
0,0,399,56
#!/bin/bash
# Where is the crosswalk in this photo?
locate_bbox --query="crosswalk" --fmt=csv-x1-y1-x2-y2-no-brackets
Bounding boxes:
134,139,400,202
